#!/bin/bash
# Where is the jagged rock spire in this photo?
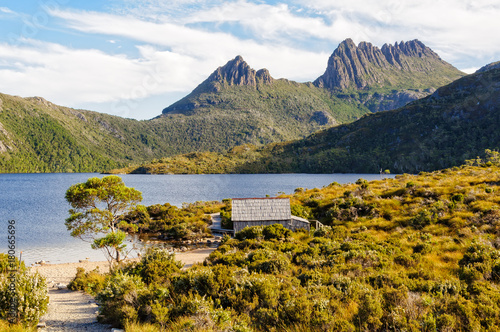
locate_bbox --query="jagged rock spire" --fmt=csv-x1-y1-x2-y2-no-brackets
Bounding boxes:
314,39,449,90
206,55,273,89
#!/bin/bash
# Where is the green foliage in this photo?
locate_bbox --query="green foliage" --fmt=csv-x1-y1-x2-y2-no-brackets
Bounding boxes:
262,223,292,241
122,201,218,240
96,272,148,327
124,247,182,285
290,204,311,219
65,176,142,265
118,69,500,175
235,226,263,241
0,77,363,174
0,255,48,327
81,164,500,331
68,267,106,295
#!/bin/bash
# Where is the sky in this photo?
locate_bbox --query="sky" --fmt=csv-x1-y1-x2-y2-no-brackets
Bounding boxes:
0,0,499,120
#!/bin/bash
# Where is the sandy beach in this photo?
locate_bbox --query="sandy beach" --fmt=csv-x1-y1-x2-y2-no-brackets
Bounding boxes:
31,247,216,331
32,247,216,284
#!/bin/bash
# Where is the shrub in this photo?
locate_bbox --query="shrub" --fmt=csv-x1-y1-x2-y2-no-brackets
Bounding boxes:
126,247,182,286
262,224,291,241
96,272,149,326
68,267,106,295
248,249,291,274
0,254,48,327
291,204,311,219
410,210,433,229
313,225,331,237
0,272,48,326
394,254,416,267
235,226,263,241
413,243,432,255
355,292,383,331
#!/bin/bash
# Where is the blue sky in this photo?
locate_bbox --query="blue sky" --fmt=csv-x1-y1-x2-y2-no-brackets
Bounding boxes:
1,0,499,120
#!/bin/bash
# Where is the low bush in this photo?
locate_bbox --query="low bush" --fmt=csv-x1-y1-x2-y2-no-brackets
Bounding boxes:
0,254,48,327
68,267,106,295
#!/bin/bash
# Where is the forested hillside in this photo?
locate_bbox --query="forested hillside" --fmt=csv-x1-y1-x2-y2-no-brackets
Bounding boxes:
0,94,156,172
114,67,500,175
0,39,465,173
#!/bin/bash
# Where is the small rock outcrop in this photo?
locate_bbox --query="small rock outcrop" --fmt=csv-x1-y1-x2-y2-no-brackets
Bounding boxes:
476,61,500,73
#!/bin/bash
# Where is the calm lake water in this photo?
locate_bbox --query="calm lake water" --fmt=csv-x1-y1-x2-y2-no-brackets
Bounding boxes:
0,173,390,265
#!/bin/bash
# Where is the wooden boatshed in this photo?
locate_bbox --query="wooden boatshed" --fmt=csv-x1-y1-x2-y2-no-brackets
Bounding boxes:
232,197,310,233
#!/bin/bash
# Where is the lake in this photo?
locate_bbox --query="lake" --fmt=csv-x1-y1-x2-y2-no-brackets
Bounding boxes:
0,173,391,265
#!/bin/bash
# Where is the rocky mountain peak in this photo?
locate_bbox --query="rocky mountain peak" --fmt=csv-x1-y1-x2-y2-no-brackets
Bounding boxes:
206,56,273,90
314,39,460,91
162,56,274,114
381,39,440,67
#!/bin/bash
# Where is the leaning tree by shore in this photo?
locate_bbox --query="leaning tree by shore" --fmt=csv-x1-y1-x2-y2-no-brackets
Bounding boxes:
65,175,142,268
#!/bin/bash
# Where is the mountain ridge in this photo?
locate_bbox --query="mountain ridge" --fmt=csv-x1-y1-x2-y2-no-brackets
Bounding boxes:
111,68,500,175
314,39,462,91
164,39,464,118
0,38,469,173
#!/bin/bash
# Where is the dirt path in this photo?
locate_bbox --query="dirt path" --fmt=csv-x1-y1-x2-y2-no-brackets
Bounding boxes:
32,248,216,331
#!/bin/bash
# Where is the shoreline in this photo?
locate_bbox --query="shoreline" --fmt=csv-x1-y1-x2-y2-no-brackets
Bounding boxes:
32,247,216,284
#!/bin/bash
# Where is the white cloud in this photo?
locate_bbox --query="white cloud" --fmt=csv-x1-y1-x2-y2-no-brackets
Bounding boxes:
182,1,333,42
0,7,15,14
48,8,328,81
0,40,200,114
2,0,500,119
461,67,479,74
111,0,500,68
296,0,500,65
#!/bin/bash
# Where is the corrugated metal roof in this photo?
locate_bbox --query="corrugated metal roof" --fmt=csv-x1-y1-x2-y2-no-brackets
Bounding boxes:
232,198,291,221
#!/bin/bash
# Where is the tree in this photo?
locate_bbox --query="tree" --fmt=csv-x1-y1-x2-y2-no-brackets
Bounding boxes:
65,176,142,267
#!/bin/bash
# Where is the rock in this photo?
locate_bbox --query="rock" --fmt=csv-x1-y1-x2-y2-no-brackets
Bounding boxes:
55,283,67,290
314,38,461,92
476,61,500,73
37,322,46,328
310,111,336,126
163,56,274,114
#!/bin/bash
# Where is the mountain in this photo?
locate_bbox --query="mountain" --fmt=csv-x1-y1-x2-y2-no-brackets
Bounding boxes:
252,67,500,173
315,39,465,112
0,94,169,172
163,39,464,120
113,68,500,175
157,55,369,153
0,39,467,173
159,40,464,149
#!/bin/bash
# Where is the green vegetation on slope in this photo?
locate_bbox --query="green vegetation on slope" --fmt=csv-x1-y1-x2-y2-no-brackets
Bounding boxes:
163,79,366,140
0,254,48,328
0,84,363,173
0,42,467,173
70,162,500,331
0,94,170,172
114,68,500,175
